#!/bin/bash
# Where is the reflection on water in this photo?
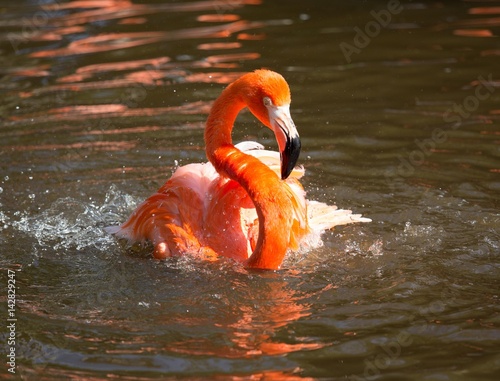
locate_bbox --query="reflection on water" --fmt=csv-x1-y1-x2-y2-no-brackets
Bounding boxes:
168,276,323,358
1,0,499,380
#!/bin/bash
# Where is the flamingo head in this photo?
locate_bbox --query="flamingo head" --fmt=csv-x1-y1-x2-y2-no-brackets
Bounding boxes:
243,70,301,180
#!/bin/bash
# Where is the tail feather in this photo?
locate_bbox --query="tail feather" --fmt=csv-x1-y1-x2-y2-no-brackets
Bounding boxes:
307,200,371,232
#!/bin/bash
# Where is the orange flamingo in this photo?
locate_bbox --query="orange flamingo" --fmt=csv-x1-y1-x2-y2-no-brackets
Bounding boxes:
107,70,370,270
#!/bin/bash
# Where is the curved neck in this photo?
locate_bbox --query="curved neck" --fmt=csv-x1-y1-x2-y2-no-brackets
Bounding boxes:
204,86,292,270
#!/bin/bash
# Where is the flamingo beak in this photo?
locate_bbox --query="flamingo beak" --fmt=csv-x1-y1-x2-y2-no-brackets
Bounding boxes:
268,105,301,180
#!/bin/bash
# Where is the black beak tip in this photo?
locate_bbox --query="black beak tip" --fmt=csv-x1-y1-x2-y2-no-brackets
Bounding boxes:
281,136,301,180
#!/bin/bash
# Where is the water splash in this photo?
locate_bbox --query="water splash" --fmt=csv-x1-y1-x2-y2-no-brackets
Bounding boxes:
12,185,136,252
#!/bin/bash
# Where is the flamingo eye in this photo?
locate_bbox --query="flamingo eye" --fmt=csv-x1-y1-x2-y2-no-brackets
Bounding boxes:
263,97,273,106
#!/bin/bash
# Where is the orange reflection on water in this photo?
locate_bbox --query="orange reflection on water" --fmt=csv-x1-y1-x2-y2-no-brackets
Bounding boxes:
7,66,51,77
118,17,147,25
75,57,171,76
469,7,500,15
481,49,500,56
230,371,314,381
197,14,241,22
19,69,249,101
9,104,126,121
198,42,243,50
30,32,167,57
436,6,500,37
18,79,151,97
125,70,166,86
56,57,170,83
167,278,326,360
50,0,133,11
206,52,261,64
452,16,500,27
238,32,266,40
184,72,244,84
454,29,493,37
8,101,213,128
30,19,264,58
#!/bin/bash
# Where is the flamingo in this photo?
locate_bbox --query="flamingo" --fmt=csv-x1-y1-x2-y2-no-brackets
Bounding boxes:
107,69,370,270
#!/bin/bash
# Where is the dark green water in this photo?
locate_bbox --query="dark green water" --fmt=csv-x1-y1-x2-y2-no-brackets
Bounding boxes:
1,1,499,380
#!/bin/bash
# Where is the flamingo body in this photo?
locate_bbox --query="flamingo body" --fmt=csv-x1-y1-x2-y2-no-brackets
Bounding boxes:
109,70,370,270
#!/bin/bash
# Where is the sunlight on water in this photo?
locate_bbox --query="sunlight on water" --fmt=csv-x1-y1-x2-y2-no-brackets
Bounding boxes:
1,0,499,380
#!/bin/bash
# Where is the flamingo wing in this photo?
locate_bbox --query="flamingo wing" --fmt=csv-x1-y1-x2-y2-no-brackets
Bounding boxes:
107,142,311,261
108,162,214,258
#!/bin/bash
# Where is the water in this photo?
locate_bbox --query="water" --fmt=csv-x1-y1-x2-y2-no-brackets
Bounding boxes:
1,0,499,379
